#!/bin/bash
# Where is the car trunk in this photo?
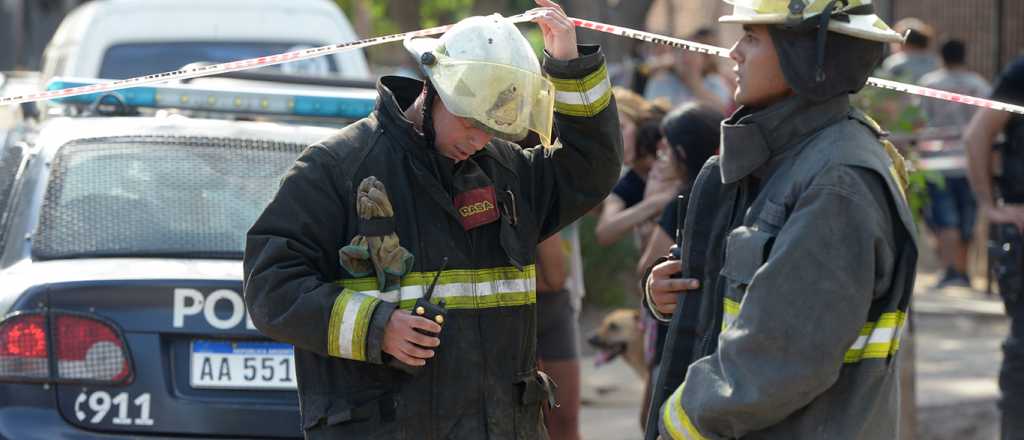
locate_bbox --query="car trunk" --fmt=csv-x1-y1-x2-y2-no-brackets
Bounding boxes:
9,259,302,438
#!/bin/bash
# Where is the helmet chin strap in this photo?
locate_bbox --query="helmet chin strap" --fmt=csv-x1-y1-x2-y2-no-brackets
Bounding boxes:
785,0,846,83
421,80,439,151
814,0,843,82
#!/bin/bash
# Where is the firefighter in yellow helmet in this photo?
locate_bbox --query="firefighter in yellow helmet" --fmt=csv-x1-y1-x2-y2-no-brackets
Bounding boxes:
644,1,918,438
243,1,622,438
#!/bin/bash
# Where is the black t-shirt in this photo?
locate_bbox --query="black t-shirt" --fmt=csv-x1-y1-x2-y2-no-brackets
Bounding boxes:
993,57,1024,138
611,169,646,208
994,57,1024,202
993,57,1024,106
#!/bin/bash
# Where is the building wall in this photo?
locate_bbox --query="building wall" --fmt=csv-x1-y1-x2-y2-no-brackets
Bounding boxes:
1002,0,1024,76
893,0,1022,81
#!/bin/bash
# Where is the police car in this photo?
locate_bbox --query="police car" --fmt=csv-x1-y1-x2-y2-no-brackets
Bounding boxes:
0,78,375,438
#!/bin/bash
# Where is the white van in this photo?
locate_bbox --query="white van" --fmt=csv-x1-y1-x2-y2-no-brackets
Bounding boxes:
41,0,371,81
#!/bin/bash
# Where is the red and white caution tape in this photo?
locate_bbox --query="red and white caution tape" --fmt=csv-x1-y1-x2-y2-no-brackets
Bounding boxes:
569,18,1024,116
572,18,731,58
866,76,1023,114
0,22,456,106
2,13,1022,116
0,12,540,107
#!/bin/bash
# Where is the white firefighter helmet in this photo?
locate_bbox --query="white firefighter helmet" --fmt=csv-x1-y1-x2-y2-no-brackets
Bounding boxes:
404,14,555,146
719,0,904,43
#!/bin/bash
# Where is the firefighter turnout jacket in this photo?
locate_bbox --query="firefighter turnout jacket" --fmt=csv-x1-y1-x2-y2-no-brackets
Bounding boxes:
243,45,621,439
649,94,918,439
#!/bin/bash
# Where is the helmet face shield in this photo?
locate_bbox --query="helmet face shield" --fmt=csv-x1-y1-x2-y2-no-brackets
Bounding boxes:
429,57,555,146
724,0,790,11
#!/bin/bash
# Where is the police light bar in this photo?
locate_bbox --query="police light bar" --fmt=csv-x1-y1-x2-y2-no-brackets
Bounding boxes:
45,77,377,119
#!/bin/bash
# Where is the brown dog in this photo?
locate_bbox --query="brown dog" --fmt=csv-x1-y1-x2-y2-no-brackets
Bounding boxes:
587,308,647,380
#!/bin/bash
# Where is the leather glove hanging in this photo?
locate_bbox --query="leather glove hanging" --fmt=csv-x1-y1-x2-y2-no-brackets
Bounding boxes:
339,176,414,293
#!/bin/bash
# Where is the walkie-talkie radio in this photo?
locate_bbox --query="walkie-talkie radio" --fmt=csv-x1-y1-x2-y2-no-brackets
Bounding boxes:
389,258,449,375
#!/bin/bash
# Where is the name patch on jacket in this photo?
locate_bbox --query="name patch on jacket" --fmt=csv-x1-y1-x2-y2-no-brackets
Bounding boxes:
454,186,499,231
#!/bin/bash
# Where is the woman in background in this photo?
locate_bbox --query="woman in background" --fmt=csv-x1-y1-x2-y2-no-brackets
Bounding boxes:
595,87,676,250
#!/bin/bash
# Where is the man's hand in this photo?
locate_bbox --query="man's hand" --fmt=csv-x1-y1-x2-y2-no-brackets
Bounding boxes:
647,258,700,316
530,0,578,61
984,203,1024,233
382,310,441,366
644,152,682,202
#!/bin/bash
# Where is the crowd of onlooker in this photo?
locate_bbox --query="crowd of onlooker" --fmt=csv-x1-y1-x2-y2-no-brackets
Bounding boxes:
879,18,993,289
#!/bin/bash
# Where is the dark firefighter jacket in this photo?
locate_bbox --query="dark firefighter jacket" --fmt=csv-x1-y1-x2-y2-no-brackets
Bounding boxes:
647,94,918,439
243,45,621,439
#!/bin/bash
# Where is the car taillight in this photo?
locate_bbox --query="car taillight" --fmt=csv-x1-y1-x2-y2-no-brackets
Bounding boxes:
55,315,130,382
0,312,132,384
0,314,50,379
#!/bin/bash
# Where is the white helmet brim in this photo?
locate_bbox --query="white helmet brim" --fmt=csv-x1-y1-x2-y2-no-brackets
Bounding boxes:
719,4,904,44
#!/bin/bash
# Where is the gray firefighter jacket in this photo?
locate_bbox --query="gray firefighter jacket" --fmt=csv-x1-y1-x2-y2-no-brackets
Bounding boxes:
651,94,918,439
243,45,621,439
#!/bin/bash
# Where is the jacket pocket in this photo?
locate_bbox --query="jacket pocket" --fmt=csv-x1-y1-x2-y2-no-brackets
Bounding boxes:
513,370,552,440
720,226,775,330
497,186,536,270
301,393,395,436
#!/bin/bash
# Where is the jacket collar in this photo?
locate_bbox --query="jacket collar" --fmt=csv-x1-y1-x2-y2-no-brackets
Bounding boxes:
719,94,850,184
375,76,498,202
375,75,459,167
374,76,422,141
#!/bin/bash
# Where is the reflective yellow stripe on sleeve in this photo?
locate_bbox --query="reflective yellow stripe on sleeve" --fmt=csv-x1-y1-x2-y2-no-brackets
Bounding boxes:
662,383,709,440
844,310,908,363
550,63,612,117
327,288,381,361
722,297,741,331
336,265,537,310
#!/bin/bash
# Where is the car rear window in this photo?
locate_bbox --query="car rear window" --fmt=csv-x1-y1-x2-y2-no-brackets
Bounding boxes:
32,137,305,260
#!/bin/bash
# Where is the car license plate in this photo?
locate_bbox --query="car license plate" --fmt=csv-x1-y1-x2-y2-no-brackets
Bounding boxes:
190,340,296,390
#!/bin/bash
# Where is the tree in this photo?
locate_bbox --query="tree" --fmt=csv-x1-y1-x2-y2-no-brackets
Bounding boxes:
334,0,656,67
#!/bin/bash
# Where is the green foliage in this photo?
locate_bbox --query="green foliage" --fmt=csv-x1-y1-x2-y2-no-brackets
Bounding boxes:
852,79,925,135
523,27,545,59
334,0,534,32
420,0,475,27
577,214,640,308
334,1,397,36
905,161,945,220
853,72,938,225
332,0,556,66
508,0,538,12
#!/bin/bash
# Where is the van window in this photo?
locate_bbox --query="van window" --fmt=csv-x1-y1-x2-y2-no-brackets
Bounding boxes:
99,42,341,79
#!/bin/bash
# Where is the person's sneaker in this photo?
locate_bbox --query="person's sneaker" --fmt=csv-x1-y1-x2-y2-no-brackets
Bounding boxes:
934,269,971,289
